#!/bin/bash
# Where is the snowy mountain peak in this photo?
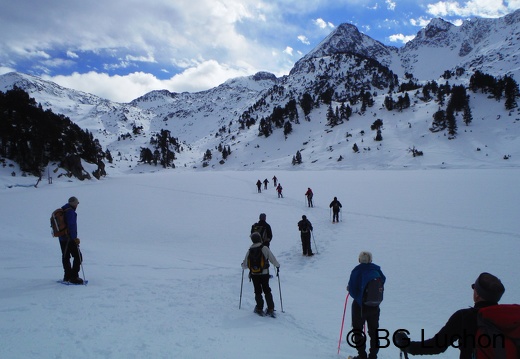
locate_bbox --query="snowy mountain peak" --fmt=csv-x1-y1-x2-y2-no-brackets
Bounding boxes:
1,10,520,183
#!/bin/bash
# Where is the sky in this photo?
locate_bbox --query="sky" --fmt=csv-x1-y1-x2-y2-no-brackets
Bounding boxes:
1,0,520,102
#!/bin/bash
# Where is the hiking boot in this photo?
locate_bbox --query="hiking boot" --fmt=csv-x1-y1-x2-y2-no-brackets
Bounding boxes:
62,275,70,282
265,309,276,317
350,353,367,359
307,253,314,256
254,307,264,316
69,277,84,285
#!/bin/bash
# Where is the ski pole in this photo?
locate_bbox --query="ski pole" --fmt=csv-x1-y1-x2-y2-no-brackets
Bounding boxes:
239,268,244,309
78,246,87,284
338,293,350,355
311,231,319,254
277,268,284,313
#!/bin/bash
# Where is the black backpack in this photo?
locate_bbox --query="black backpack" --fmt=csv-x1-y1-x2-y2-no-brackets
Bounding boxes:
299,220,310,233
252,224,267,242
363,275,384,306
247,245,267,274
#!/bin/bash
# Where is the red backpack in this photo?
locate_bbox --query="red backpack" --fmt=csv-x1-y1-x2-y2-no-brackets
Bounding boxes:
475,304,520,359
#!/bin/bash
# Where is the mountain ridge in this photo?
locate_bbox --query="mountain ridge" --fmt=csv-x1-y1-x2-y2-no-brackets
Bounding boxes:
1,11,520,184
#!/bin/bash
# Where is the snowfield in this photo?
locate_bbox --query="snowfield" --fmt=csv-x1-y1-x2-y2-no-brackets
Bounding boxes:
1,169,519,359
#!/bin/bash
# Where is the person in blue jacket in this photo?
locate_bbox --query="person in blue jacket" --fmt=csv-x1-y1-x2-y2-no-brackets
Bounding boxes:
347,251,386,359
59,196,83,284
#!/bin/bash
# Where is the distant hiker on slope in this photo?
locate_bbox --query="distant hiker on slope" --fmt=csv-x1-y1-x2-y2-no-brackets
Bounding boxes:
305,187,314,207
276,183,283,198
329,196,342,222
263,178,269,190
272,175,277,187
347,251,386,359
256,179,262,193
394,272,507,359
241,232,280,317
297,215,314,256
58,196,84,284
251,213,273,248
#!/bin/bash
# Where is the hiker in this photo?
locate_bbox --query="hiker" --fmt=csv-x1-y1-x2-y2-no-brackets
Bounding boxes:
263,178,269,190
329,196,342,222
256,179,262,193
395,272,506,359
347,251,386,359
272,175,277,187
58,196,83,284
305,187,314,207
297,215,314,256
251,213,273,247
276,183,283,198
241,232,280,317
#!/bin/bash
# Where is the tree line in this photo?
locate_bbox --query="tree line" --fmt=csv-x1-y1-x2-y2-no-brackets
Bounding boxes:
0,87,108,179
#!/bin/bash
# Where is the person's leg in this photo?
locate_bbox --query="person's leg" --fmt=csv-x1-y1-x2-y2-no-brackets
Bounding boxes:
351,301,367,359
251,276,264,311
60,240,72,280
366,306,381,359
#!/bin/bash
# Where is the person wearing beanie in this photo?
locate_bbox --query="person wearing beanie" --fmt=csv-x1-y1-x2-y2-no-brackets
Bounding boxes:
347,251,386,359
329,196,342,223
297,215,314,256
241,232,280,317
58,196,83,284
250,213,273,247
395,272,506,359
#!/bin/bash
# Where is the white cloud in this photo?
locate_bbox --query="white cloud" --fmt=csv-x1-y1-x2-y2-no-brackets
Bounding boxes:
410,17,433,27
386,0,397,11
0,66,16,75
389,33,416,43
43,60,254,103
297,35,310,45
313,18,335,29
426,0,517,18
283,47,294,56
66,51,79,59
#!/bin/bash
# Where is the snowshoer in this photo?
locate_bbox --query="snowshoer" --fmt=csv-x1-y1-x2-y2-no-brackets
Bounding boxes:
241,232,280,317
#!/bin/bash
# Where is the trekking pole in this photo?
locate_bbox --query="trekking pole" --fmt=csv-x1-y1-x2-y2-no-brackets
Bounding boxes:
78,246,87,284
400,350,409,359
311,231,319,254
337,293,350,355
277,269,284,313
239,268,244,309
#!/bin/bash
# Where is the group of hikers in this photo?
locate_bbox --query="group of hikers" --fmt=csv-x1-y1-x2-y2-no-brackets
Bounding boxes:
256,176,283,198
56,193,516,359
241,215,512,358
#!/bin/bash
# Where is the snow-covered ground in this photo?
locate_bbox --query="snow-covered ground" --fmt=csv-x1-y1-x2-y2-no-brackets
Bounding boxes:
1,169,518,359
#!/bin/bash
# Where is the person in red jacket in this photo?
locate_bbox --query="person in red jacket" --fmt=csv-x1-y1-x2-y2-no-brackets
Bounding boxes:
305,188,313,207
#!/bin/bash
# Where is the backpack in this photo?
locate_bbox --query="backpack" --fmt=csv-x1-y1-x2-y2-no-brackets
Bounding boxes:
363,275,384,306
247,245,267,274
299,221,310,233
50,207,70,237
475,304,520,359
252,224,267,242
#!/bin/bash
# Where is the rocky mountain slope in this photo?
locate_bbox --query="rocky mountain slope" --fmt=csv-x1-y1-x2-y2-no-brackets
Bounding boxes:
1,11,519,181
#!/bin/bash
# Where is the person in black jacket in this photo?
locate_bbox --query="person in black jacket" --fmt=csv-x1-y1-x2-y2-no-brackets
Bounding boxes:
395,272,505,359
251,213,273,247
297,215,314,256
329,197,342,222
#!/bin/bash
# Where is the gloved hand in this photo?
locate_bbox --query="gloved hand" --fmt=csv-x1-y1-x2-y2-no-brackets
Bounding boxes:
74,238,80,245
276,267,280,276
394,330,410,349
